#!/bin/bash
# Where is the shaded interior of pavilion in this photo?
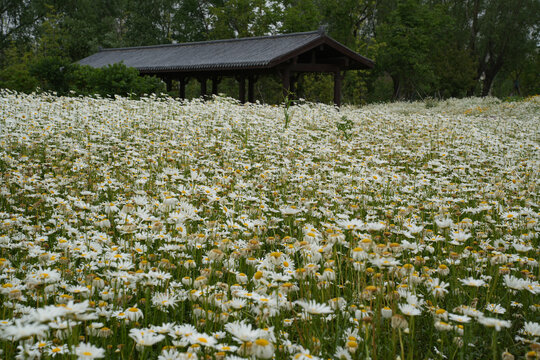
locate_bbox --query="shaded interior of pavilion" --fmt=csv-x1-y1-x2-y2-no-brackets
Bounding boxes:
158,67,351,106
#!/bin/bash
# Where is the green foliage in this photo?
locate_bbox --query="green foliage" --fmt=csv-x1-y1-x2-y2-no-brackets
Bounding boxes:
283,91,294,129
301,74,333,104
336,116,354,140
0,44,38,93
376,1,440,99
29,56,74,94
173,0,213,42
281,0,322,33
209,0,278,38
451,0,540,96
520,52,540,95
70,63,166,98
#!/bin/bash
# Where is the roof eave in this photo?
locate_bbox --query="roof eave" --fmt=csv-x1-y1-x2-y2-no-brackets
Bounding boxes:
266,34,374,70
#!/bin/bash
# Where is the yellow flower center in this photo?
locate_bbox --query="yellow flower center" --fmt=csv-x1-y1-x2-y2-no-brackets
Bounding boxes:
255,338,270,346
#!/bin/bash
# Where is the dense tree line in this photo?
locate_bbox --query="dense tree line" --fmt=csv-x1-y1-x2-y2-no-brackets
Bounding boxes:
1,0,538,103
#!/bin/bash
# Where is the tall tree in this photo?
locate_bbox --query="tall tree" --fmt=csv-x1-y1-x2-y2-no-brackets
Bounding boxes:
209,0,279,38
0,0,51,63
376,0,438,99
452,0,540,96
319,0,375,48
173,0,214,42
56,0,121,60
280,0,322,33
121,0,178,46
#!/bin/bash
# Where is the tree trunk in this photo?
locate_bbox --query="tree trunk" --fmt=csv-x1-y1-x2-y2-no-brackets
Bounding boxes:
392,75,401,100
481,65,502,97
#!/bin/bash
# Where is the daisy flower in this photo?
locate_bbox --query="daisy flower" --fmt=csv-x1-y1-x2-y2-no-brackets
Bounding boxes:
459,277,486,287
477,316,511,331
398,303,422,316
294,299,333,315
74,342,105,359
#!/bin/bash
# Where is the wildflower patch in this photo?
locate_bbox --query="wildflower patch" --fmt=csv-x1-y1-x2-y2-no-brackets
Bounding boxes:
0,92,538,359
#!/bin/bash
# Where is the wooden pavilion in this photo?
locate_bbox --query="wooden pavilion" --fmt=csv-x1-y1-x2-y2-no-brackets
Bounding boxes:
78,29,374,106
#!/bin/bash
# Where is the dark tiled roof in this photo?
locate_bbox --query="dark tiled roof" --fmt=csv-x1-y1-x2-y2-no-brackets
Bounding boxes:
78,30,374,72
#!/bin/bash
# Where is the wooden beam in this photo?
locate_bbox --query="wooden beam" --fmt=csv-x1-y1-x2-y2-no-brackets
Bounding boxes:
323,57,350,66
285,63,341,73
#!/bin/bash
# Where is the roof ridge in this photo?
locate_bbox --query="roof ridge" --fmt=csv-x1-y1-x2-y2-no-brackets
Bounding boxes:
100,30,322,52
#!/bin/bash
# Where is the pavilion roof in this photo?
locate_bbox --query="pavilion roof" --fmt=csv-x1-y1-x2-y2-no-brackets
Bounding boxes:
78,30,374,73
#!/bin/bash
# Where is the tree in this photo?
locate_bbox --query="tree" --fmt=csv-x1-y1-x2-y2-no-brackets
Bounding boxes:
376,0,438,99
319,0,375,48
0,0,51,64
451,0,540,96
209,0,279,38
280,0,322,33
173,0,214,42
121,0,178,46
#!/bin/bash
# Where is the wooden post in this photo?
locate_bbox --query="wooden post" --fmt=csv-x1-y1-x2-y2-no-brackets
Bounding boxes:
248,76,255,103
199,77,207,98
165,77,172,92
282,68,290,99
238,76,246,103
212,76,219,95
179,77,186,99
290,74,297,100
296,74,304,100
333,71,342,107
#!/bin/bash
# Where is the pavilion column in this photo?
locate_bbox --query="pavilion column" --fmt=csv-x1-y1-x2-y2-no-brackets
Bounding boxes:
281,68,290,99
164,77,172,92
211,76,220,96
178,77,186,99
248,76,256,103
296,74,304,99
333,71,342,107
290,74,299,100
199,77,207,98
238,76,246,103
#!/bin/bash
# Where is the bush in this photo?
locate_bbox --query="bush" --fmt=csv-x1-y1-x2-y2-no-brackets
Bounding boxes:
70,63,165,98
0,61,39,93
12,55,166,98
29,56,74,95
0,45,39,93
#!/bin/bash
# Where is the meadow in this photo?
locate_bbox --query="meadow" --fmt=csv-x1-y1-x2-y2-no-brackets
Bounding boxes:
0,91,538,360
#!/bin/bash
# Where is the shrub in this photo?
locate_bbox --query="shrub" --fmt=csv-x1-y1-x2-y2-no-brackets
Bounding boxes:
0,61,39,93
26,57,166,98
29,56,74,95
0,46,39,93
72,62,165,98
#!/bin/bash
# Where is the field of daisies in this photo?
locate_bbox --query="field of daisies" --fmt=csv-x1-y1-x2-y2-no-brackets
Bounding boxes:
0,91,539,360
